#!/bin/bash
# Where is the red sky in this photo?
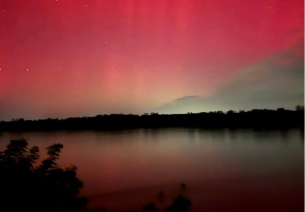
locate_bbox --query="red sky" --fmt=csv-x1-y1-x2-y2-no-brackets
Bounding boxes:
0,0,303,120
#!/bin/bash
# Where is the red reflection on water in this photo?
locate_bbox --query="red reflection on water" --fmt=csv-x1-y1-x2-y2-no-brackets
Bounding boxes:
0,129,303,211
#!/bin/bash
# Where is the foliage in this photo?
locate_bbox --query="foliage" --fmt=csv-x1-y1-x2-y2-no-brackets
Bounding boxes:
141,183,191,212
296,105,304,111
0,139,87,212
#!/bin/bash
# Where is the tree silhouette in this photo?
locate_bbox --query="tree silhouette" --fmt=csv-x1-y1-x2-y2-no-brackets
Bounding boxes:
296,105,304,111
0,139,86,212
142,184,191,212
0,108,303,131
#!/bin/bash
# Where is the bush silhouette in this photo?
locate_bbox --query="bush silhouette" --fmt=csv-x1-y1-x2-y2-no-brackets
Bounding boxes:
0,139,87,211
142,184,191,212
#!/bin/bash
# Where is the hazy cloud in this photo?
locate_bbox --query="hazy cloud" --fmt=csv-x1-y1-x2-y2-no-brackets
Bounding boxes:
155,52,304,114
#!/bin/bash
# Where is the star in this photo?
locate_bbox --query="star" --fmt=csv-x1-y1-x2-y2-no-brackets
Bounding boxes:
0,68,2,70
105,41,108,44
26,69,29,72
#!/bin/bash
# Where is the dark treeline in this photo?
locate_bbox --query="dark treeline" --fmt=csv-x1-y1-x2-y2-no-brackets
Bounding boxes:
0,107,304,132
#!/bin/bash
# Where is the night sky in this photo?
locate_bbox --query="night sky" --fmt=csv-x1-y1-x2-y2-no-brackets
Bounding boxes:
0,0,303,121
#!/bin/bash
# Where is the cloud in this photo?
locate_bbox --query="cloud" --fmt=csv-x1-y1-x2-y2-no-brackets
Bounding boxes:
174,96,202,102
154,52,304,114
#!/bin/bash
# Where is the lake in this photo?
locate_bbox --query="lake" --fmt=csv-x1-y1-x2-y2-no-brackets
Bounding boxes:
0,128,303,212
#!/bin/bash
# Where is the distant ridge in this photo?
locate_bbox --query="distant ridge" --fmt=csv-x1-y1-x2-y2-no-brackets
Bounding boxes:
0,108,303,132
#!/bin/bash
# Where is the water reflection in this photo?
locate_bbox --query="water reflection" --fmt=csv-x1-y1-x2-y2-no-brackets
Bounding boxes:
0,128,303,211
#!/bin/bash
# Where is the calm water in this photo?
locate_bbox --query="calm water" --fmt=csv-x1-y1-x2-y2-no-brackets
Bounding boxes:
0,128,303,211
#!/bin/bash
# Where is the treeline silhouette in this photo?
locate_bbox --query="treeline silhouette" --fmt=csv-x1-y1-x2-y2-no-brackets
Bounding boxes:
0,107,303,132
0,139,87,212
